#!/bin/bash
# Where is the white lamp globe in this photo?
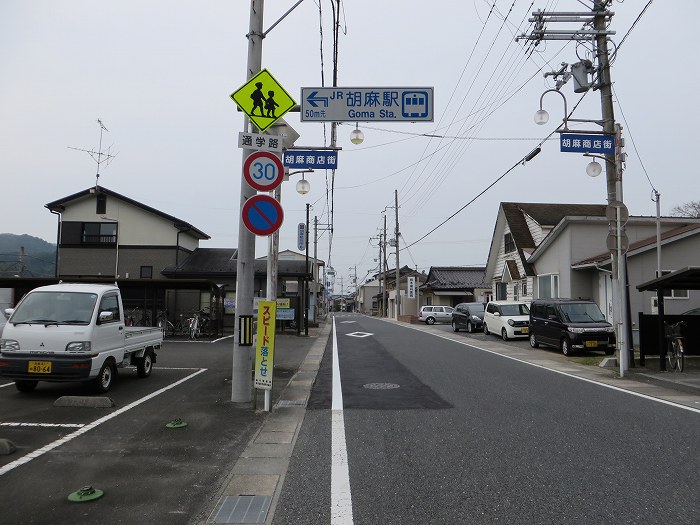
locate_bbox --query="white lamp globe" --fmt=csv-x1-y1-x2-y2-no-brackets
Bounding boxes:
350,128,364,145
296,178,311,195
586,160,603,177
534,109,549,125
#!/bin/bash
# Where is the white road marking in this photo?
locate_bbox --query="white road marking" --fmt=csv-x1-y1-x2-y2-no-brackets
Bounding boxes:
1,422,84,428
0,368,207,477
0,383,15,388
331,318,354,525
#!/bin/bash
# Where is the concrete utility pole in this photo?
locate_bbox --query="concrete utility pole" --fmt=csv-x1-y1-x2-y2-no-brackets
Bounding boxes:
232,0,264,403
383,214,388,317
594,1,629,373
394,189,401,319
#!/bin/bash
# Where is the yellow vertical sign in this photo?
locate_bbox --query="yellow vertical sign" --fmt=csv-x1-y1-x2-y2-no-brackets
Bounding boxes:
254,300,277,390
230,69,296,133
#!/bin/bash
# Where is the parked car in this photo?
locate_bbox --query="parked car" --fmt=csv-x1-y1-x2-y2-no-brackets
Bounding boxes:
483,301,530,340
419,305,454,325
451,302,485,333
529,298,615,356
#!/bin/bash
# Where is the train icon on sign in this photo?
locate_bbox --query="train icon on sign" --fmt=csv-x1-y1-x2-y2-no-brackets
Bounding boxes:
401,91,430,119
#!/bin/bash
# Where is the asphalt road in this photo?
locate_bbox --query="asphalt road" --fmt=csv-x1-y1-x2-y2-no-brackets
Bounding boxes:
0,337,306,525
273,314,700,525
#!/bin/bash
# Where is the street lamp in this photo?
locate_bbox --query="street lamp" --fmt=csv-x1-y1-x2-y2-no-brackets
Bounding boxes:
350,123,364,145
533,90,629,376
535,89,569,130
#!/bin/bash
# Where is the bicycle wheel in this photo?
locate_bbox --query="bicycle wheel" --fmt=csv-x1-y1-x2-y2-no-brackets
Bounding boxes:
676,340,685,372
668,341,679,371
190,318,199,340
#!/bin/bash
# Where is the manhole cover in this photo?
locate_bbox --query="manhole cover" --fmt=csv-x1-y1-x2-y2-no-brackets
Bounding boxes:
363,383,400,390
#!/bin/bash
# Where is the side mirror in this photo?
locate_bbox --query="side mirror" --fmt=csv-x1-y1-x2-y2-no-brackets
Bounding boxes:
493,312,501,317
548,314,557,321
4,308,14,319
98,311,114,323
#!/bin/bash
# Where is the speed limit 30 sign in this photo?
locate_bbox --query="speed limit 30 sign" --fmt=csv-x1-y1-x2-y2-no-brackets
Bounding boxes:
243,151,284,192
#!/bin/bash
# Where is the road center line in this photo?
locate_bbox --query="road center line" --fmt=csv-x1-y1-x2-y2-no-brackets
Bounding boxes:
331,317,354,525
0,368,207,477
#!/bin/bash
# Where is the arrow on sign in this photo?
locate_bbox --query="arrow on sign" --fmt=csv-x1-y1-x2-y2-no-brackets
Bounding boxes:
305,91,328,108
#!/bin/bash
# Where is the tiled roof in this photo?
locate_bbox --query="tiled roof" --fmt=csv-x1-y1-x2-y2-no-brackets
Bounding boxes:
424,266,488,290
501,202,607,276
573,223,700,266
163,248,310,277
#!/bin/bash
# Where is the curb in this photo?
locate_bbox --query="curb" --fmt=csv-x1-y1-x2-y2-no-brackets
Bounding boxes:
204,319,332,525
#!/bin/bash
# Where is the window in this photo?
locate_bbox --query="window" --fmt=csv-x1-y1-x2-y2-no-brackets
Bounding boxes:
522,279,528,297
662,271,689,299
513,283,519,301
537,275,559,299
504,232,515,253
140,266,153,279
82,222,116,244
496,282,507,300
98,293,121,322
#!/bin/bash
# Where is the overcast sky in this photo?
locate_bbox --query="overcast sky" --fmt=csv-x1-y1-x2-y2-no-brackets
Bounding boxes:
1,1,696,291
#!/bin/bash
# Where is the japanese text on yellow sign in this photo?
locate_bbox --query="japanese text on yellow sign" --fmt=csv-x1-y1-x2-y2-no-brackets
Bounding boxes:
230,69,296,133
254,301,277,390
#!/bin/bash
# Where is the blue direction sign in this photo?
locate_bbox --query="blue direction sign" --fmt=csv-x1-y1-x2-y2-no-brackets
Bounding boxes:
242,195,284,236
560,133,615,154
283,149,338,170
300,87,434,122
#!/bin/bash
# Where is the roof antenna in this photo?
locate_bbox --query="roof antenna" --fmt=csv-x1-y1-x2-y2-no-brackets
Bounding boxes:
68,119,118,188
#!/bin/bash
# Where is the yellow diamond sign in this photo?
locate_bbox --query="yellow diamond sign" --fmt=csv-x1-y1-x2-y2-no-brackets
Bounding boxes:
230,69,296,133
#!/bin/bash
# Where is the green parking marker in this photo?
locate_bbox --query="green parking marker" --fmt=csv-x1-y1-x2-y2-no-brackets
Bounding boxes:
68,486,104,502
165,418,188,429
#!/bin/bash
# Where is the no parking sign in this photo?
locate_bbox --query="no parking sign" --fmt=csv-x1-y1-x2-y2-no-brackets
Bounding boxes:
242,194,284,236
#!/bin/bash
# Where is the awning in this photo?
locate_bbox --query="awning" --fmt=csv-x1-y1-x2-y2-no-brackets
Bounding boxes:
636,266,700,292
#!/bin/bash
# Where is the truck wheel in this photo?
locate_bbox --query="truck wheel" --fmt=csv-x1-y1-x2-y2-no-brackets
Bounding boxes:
137,349,154,378
15,380,38,393
93,361,115,393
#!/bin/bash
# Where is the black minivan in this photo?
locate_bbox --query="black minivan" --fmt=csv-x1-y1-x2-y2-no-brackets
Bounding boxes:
529,298,615,356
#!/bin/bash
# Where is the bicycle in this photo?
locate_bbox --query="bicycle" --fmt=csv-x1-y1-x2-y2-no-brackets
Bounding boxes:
157,310,175,339
664,320,686,372
188,313,201,340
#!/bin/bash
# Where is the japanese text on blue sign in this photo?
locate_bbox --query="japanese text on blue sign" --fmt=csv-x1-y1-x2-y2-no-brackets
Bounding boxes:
283,150,338,170
560,133,615,154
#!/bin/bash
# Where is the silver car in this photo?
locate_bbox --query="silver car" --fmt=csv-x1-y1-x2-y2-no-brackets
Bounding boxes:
418,306,454,325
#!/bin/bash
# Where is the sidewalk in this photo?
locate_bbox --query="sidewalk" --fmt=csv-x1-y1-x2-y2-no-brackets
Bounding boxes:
200,319,332,525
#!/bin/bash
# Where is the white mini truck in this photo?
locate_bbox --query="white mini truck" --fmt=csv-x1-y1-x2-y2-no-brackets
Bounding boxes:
0,283,162,393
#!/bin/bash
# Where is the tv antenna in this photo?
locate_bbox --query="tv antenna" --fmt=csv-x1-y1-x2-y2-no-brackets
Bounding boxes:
68,119,118,186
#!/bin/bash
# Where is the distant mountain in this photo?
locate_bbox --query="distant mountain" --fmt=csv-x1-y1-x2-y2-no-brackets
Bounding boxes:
0,234,56,277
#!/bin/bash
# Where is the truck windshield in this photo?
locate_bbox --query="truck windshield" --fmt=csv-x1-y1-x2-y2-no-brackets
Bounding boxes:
559,302,606,323
11,292,98,325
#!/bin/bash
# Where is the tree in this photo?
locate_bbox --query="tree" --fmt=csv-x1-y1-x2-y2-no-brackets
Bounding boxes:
670,201,700,218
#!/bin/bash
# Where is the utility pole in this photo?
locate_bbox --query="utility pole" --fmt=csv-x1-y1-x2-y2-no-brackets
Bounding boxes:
304,202,310,336
232,0,264,403
518,1,630,375
383,214,388,317
394,189,401,319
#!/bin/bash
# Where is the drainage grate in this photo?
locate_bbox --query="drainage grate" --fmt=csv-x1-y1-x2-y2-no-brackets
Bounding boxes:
211,495,272,524
275,399,307,407
363,382,400,390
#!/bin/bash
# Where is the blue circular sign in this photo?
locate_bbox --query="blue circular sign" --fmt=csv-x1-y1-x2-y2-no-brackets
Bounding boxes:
242,194,284,236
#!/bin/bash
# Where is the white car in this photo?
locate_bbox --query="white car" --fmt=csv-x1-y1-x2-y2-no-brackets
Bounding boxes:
418,305,454,325
483,301,530,341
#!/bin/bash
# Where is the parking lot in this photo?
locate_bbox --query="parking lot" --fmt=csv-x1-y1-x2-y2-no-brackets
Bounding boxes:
0,339,272,525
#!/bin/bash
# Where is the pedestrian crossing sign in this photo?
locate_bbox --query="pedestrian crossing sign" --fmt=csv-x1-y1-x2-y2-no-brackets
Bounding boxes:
230,69,296,133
